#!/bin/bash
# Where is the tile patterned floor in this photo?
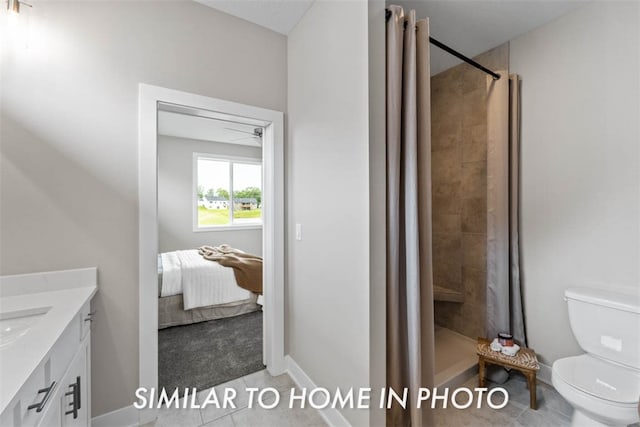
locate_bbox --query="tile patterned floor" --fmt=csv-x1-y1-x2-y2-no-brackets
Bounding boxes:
433,372,574,427
145,368,637,426
142,369,327,427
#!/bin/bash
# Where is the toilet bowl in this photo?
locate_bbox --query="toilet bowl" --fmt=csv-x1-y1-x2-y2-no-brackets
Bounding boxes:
552,288,640,427
552,354,639,426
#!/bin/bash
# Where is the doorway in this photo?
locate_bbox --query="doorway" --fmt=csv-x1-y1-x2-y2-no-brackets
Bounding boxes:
137,84,284,424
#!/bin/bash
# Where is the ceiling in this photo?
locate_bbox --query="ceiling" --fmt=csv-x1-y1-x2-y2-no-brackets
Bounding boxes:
196,0,588,75
394,1,588,75
193,0,314,35
158,111,262,147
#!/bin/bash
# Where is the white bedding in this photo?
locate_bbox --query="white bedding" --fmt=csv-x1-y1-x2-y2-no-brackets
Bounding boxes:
160,250,251,310
160,251,182,297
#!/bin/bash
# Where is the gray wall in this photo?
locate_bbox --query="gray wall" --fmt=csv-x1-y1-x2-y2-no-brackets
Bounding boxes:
158,135,262,255
287,1,371,425
0,1,286,416
510,1,640,366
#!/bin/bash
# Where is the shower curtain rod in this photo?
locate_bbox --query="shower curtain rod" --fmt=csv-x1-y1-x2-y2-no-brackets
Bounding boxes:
385,9,501,80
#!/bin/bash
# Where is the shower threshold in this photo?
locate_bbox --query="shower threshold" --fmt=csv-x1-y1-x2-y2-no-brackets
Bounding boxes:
434,325,478,388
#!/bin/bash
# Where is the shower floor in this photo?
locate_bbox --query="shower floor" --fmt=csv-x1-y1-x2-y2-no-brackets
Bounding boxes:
434,325,478,387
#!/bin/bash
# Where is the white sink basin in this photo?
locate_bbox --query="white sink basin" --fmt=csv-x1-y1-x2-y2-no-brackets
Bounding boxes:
0,307,50,348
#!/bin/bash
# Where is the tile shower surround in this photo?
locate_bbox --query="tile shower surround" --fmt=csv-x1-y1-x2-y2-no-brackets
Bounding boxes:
431,44,509,339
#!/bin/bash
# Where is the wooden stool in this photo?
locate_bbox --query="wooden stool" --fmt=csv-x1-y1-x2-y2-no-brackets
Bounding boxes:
476,337,540,409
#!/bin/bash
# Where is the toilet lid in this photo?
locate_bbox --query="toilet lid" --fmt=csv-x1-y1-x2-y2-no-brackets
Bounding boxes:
553,355,640,404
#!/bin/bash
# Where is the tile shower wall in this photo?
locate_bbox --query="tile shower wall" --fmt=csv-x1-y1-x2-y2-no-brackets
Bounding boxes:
431,44,509,339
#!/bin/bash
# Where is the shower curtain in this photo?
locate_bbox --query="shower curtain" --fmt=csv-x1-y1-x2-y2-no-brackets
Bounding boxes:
487,73,528,346
386,5,435,426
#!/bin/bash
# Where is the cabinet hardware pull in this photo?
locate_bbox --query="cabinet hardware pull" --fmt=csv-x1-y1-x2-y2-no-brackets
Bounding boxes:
76,376,82,410
27,381,56,412
64,376,81,419
84,311,96,322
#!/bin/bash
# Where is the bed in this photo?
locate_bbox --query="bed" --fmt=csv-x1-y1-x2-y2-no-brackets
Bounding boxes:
157,248,262,329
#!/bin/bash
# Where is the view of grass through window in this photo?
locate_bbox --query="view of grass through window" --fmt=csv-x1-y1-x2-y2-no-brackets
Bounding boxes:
196,156,262,227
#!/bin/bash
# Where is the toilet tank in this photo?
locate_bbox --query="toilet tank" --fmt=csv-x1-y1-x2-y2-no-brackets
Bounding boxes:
565,287,640,370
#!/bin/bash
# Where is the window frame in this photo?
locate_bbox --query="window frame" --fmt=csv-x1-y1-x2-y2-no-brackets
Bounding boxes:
192,152,263,232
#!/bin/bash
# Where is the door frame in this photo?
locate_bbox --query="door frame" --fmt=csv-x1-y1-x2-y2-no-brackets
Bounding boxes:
137,84,285,424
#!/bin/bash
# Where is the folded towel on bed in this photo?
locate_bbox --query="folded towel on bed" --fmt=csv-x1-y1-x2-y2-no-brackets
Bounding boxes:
198,244,244,256
180,249,251,309
198,245,263,295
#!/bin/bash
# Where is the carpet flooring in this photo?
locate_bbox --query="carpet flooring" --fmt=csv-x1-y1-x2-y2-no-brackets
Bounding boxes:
158,311,264,391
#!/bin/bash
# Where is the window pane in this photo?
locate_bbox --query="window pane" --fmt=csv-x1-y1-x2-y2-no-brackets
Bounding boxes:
232,163,262,224
197,158,230,227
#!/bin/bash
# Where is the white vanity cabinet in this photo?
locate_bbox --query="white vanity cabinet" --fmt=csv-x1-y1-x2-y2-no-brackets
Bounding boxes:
36,322,91,427
0,268,97,427
55,333,90,427
35,334,89,427
1,304,92,427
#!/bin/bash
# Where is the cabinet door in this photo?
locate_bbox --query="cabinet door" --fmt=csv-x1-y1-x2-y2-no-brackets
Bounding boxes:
60,336,89,427
36,388,62,427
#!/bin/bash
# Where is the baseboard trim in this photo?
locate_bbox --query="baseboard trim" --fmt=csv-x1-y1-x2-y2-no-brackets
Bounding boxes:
92,405,139,427
284,355,352,427
537,362,552,385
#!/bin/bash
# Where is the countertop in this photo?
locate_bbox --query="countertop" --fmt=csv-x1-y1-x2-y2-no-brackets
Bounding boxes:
0,268,97,415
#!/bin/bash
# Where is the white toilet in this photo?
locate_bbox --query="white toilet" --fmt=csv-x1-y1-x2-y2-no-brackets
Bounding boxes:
552,287,640,426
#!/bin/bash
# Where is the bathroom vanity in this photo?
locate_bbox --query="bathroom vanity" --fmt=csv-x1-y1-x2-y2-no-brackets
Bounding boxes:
0,268,97,427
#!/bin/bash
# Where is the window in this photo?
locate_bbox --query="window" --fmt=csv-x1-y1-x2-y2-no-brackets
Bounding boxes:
195,154,262,229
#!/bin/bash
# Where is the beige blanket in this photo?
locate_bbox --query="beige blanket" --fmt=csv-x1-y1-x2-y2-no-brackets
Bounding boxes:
198,245,263,295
